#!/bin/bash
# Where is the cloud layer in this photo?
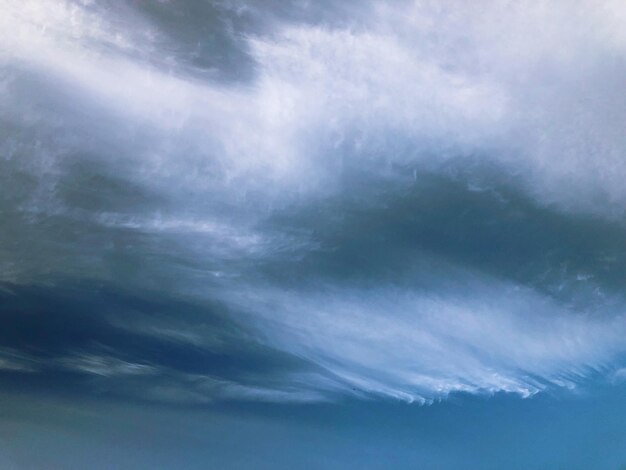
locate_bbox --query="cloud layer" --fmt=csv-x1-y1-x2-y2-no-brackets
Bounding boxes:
1,0,626,404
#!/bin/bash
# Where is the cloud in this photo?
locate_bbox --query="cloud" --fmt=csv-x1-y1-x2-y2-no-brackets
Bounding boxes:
59,354,157,377
0,349,38,373
57,353,337,404
0,0,625,403
224,273,626,402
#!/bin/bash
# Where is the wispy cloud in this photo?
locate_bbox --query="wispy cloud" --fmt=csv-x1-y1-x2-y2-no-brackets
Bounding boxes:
224,274,626,402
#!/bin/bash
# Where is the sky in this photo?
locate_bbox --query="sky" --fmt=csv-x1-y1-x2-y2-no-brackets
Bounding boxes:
1,0,626,468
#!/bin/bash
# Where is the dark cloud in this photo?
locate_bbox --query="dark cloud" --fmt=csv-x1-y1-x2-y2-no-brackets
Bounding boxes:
258,166,626,308
0,282,339,403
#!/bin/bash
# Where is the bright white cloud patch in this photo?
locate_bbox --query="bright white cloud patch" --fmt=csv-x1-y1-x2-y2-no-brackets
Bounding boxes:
227,274,626,402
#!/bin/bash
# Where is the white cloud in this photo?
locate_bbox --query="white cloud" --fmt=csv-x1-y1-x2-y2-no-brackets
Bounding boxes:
226,276,626,401
3,0,626,213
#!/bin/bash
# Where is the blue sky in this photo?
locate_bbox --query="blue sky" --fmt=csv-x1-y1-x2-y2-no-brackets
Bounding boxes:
1,1,626,468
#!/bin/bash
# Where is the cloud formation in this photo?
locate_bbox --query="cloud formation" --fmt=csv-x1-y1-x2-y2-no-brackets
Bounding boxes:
1,0,625,403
